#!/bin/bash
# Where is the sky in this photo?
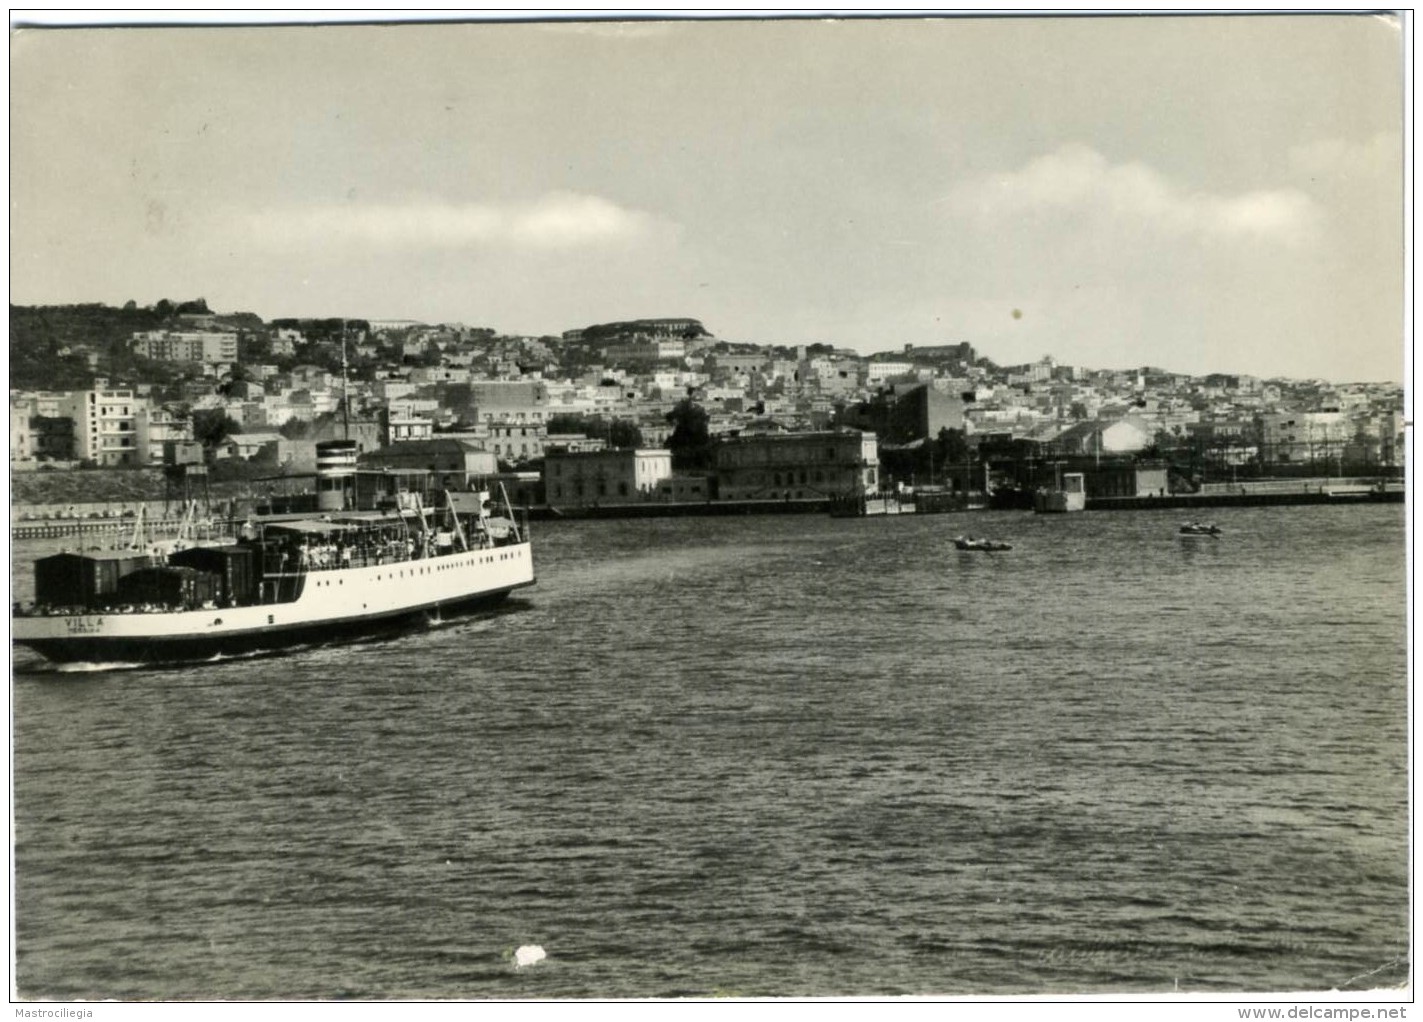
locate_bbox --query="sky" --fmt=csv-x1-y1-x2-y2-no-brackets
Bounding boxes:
8,13,1408,382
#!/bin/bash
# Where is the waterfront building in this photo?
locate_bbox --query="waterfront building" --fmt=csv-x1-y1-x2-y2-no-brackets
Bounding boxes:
1184,420,1258,466
1082,462,1170,498
714,430,879,501
1378,411,1406,468
1258,411,1351,467
654,473,714,501
543,448,673,506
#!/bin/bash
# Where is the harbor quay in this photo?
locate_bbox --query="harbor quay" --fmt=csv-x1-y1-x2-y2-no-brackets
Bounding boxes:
9,474,1403,536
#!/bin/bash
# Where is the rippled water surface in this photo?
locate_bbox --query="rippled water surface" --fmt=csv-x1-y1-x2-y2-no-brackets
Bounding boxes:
11,505,1409,998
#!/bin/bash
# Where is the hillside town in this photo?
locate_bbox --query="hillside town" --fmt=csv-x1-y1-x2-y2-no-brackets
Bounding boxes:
8,301,1406,513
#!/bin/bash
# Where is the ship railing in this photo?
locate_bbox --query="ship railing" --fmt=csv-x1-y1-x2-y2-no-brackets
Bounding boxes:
259,535,499,578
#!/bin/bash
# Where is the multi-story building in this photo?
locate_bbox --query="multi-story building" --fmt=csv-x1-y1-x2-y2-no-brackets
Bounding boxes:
131,330,238,364
714,430,879,500
10,402,34,463
461,381,552,426
840,382,966,445
1257,411,1351,466
8,391,75,463
1184,419,1258,466
61,388,143,466
136,405,193,464
604,338,687,362
381,407,436,445
1378,411,1406,468
486,422,545,464
543,448,673,506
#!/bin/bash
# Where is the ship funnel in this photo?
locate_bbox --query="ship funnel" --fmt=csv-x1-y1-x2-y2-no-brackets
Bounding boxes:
316,440,358,511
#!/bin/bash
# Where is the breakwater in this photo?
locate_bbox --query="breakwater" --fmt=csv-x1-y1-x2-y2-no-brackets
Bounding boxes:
1089,488,1404,512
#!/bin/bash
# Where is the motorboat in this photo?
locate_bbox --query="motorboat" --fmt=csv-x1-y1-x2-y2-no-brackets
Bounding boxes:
954,536,1012,552
1178,521,1222,536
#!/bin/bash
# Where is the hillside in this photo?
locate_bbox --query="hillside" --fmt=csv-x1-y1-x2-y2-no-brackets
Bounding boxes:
9,298,223,391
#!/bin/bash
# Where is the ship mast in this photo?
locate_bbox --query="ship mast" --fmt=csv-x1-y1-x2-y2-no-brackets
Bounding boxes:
341,318,350,442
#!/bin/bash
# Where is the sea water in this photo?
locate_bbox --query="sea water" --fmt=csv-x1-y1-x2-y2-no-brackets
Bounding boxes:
10,505,1409,998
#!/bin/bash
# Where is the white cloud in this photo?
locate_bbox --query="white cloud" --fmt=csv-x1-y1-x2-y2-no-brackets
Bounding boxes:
232,192,673,252
945,143,1321,245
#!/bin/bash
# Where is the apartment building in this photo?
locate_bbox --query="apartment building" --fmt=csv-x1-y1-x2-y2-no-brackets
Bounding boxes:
131,330,238,364
61,388,143,466
136,405,193,464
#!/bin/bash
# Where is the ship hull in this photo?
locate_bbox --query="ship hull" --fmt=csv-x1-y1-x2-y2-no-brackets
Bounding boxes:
14,541,534,665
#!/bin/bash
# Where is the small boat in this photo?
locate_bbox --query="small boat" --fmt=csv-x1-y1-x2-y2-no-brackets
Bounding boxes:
954,536,1012,552
1178,521,1222,536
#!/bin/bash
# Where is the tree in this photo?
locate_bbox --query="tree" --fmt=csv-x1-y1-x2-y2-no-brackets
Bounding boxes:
545,413,643,449
608,419,644,449
666,398,714,470
192,408,242,453
278,417,314,440
1068,401,1090,422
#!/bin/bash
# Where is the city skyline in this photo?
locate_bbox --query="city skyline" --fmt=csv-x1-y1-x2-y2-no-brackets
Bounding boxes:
9,14,1407,383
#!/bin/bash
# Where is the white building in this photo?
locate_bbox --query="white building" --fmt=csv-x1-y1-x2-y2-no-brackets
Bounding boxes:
131,330,239,364
61,388,143,466
866,361,915,385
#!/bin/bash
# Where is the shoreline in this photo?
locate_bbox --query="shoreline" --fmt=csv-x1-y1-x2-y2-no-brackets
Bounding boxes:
9,484,1403,538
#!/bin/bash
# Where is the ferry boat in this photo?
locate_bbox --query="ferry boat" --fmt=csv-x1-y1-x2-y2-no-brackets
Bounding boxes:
12,474,535,665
